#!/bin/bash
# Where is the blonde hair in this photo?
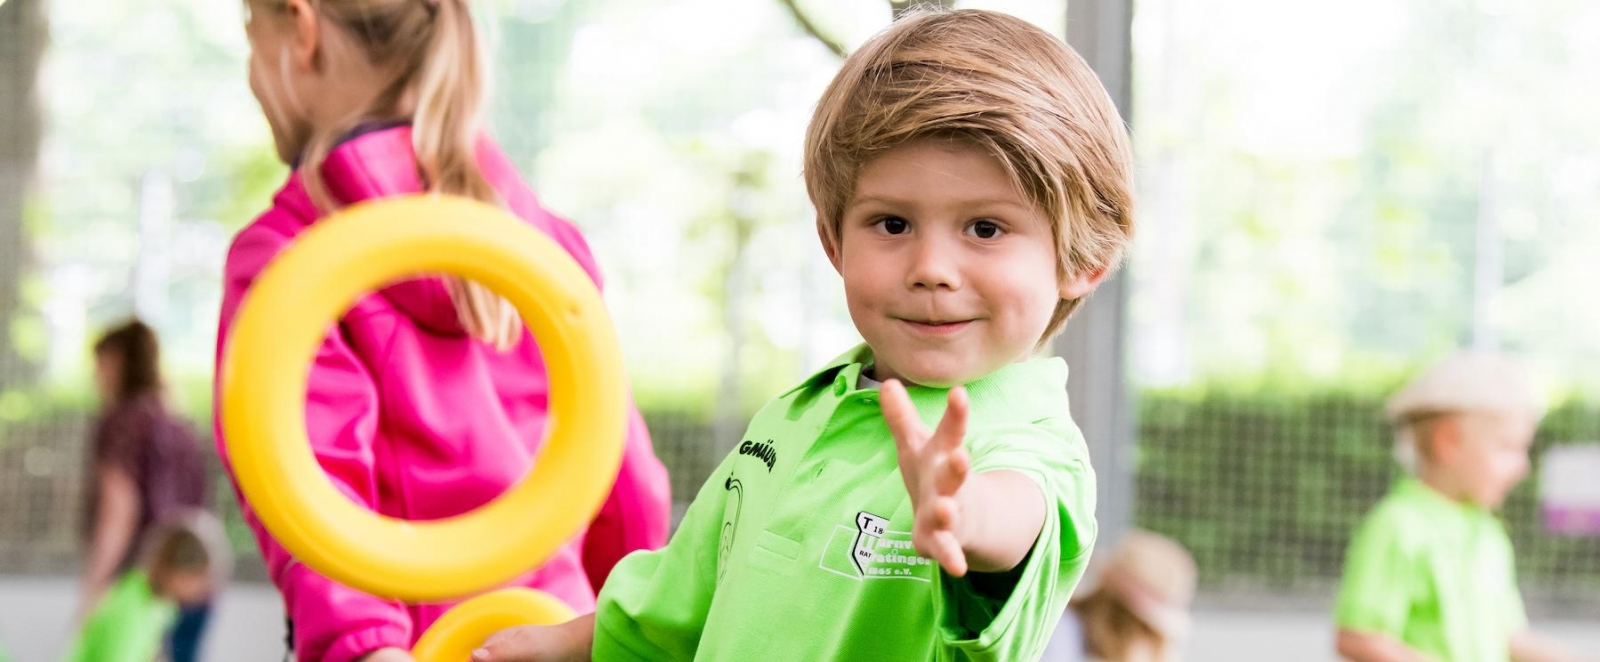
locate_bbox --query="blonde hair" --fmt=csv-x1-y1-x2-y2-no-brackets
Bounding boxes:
1075,592,1167,662
1072,530,1197,662
249,0,521,350
803,9,1136,340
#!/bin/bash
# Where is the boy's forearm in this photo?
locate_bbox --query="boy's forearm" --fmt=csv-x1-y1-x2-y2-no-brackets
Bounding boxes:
562,613,596,662
954,470,1046,574
1511,630,1585,662
1336,630,1441,662
474,614,595,662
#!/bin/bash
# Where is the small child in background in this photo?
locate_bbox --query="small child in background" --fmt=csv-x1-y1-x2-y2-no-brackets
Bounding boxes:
1044,530,1197,662
1335,352,1588,662
66,514,223,662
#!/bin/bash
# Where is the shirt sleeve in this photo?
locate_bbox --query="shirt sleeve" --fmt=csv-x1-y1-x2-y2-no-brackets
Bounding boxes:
91,405,148,482
592,452,734,661
213,222,411,662
1335,507,1415,635
935,419,1098,661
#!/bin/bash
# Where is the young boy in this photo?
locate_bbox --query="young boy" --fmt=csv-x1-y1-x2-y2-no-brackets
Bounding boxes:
67,517,220,662
1335,353,1586,662
476,8,1134,661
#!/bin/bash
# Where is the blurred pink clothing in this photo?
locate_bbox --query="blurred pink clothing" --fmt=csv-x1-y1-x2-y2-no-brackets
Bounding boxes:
213,126,670,662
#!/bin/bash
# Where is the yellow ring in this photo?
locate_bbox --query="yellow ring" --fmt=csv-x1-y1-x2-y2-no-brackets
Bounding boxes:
411,588,576,662
221,195,626,602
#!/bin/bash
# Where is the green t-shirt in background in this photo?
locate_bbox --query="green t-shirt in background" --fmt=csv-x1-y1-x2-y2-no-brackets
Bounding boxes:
65,571,177,662
595,346,1098,661
1335,477,1527,662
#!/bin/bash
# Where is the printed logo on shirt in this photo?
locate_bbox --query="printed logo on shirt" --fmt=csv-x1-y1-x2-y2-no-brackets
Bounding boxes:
818,511,935,582
738,438,778,472
718,476,744,583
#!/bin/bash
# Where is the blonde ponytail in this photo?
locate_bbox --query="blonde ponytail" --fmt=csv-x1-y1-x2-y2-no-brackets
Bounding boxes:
413,0,521,350
288,0,522,351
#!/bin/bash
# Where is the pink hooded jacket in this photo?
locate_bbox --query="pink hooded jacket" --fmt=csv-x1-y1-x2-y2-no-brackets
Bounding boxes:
213,126,670,662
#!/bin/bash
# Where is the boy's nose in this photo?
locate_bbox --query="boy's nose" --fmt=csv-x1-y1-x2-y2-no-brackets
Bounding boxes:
905,237,961,291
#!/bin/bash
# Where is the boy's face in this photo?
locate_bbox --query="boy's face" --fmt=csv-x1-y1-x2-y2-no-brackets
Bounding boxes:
154,568,213,606
825,138,1101,387
1435,411,1538,508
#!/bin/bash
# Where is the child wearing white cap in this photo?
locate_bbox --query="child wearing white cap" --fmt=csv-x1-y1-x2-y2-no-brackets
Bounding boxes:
1334,352,1586,662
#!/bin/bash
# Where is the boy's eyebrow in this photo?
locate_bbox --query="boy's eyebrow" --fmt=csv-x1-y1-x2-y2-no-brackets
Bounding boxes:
846,193,1032,212
845,194,908,208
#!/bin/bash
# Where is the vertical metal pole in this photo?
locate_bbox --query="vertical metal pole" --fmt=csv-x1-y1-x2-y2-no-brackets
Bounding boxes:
1471,150,1502,351
134,171,173,324
0,0,48,383
1060,0,1136,546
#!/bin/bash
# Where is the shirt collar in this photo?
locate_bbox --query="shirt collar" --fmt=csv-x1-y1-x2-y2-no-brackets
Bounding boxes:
784,343,1072,423
1394,476,1493,520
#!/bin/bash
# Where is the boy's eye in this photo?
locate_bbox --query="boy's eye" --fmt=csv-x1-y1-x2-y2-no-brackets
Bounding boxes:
968,220,1002,239
879,217,910,235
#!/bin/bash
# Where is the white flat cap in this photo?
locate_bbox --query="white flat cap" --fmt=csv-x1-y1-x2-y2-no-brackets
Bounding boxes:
1386,351,1546,423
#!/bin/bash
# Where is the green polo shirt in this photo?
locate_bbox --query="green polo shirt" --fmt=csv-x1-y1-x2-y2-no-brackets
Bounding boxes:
595,345,1097,661
1335,477,1527,662
66,571,177,662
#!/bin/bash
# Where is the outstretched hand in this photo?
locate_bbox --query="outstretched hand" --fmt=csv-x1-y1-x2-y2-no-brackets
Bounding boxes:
880,379,971,577
471,616,593,662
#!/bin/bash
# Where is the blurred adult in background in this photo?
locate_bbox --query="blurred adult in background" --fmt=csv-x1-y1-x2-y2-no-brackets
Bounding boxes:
79,319,215,662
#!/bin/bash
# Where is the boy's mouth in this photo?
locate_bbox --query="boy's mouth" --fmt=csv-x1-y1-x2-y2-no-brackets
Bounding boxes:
897,318,975,336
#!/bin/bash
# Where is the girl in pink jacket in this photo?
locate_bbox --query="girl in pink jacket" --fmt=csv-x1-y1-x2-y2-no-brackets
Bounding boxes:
217,1,671,661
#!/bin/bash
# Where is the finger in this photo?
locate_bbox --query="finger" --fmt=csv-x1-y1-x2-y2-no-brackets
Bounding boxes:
927,494,959,531
471,639,503,662
473,629,531,662
879,379,927,453
931,386,970,453
931,529,968,577
472,644,523,662
933,448,970,496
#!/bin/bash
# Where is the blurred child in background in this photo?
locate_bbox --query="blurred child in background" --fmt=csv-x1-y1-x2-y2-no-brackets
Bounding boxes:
1044,529,1197,662
66,514,226,662
1335,352,1587,662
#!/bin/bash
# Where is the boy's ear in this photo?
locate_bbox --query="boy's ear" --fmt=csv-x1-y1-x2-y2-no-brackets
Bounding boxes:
818,218,843,274
1430,416,1464,462
1059,265,1109,300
